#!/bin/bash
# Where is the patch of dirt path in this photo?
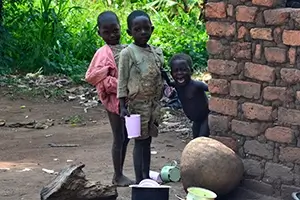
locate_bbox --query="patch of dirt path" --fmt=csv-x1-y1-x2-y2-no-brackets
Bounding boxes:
0,96,188,200
0,96,281,200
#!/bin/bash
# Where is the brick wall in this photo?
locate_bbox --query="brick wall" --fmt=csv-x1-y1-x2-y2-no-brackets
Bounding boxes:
205,0,300,198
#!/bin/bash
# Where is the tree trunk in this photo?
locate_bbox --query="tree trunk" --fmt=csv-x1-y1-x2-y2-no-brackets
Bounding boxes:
40,164,118,200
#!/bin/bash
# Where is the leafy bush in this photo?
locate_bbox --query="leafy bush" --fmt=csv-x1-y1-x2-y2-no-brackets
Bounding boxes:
1,0,208,79
0,25,14,75
150,11,208,71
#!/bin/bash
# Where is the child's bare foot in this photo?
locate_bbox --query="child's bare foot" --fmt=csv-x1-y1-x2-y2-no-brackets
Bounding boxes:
112,175,134,187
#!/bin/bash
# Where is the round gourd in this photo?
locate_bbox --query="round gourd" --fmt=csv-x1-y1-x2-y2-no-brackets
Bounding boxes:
180,137,244,196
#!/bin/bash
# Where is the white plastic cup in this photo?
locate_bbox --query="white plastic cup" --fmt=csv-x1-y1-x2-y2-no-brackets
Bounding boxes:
125,114,141,139
149,170,163,183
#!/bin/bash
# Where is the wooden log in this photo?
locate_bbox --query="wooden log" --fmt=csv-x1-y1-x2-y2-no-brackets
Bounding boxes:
40,163,118,200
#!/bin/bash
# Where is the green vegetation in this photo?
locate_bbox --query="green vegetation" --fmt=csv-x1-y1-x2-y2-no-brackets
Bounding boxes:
66,114,84,125
1,0,208,81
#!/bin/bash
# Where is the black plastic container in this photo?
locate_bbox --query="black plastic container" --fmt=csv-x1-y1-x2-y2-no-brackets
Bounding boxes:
131,185,171,200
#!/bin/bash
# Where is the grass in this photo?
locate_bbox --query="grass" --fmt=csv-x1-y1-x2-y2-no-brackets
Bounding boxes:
65,115,84,125
1,0,208,79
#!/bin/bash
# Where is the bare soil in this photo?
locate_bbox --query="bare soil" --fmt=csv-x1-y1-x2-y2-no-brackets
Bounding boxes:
0,94,280,200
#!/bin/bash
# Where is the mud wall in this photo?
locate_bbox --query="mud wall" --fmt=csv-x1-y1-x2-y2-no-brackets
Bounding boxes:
205,0,300,198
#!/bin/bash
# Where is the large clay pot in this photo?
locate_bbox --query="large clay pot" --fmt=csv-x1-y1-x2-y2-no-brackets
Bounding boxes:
180,137,244,196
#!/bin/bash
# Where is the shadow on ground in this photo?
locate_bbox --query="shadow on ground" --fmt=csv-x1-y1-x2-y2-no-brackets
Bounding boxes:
218,187,281,200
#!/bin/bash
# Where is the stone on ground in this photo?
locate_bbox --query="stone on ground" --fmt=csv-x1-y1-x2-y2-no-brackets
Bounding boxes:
180,137,244,196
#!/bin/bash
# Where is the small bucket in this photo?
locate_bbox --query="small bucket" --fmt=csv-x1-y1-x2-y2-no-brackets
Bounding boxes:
160,160,181,183
130,184,171,200
292,192,300,200
125,114,141,139
149,170,163,183
187,187,217,200
139,179,160,187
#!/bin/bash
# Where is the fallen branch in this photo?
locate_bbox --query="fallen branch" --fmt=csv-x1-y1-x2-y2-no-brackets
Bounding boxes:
48,143,80,148
40,163,118,200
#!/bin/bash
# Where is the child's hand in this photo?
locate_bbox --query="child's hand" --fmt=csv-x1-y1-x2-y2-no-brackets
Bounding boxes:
164,86,176,98
120,107,130,118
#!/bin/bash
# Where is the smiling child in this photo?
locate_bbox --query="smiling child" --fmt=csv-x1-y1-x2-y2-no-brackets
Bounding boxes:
167,53,210,139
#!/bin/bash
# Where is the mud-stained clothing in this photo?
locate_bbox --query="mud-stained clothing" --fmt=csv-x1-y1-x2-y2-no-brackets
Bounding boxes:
117,43,164,140
86,44,130,181
86,44,126,114
109,44,127,66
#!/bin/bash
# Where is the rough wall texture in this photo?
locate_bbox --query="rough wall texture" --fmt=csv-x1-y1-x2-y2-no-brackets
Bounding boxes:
205,0,300,198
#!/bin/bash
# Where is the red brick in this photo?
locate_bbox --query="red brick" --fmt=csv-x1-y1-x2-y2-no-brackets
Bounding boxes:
264,47,286,63
278,107,300,126
288,47,296,65
283,30,300,46
252,0,278,7
282,185,300,200
255,12,264,27
297,91,300,101
230,80,261,99
206,22,236,37
208,79,229,94
236,6,258,22
243,160,264,177
265,162,294,184
206,39,224,55
254,44,262,59
280,147,300,164
208,59,239,76
263,86,287,101
227,4,234,17
231,42,252,59
280,68,300,84
205,2,227,19
250,28,273,41
264,8,291,25
210,136,237,152
208,114,230,132
244,140,273,159
294,171,300,186
291,10,300,24
231,119,264,137
238,26,249,39
245,62,275,83
209,97,238,116
242,103,273,121
295,172,300,189
265,126,294,143
243,179,273,196
273,27,282,44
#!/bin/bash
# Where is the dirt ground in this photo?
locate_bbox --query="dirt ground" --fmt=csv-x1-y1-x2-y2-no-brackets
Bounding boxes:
0,94,189,200
0,94,281,200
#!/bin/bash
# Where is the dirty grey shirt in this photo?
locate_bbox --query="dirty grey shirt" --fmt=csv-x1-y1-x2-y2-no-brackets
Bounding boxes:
108,44,127,68
117,44,164,99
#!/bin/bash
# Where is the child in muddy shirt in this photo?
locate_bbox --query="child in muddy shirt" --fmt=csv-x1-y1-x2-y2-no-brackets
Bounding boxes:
85,11,133,187
166,53,210,139
117,10,164,184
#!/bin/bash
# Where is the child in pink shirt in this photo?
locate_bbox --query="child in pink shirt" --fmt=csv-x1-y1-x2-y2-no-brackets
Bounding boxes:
85,11,133,187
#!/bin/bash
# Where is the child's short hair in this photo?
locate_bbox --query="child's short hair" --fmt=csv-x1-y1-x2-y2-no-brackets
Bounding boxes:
169,53,193,70
127,10,151,30
97,11,119,28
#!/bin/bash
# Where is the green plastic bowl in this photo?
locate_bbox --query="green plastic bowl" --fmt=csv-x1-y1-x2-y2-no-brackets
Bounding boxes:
187,187,217,200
